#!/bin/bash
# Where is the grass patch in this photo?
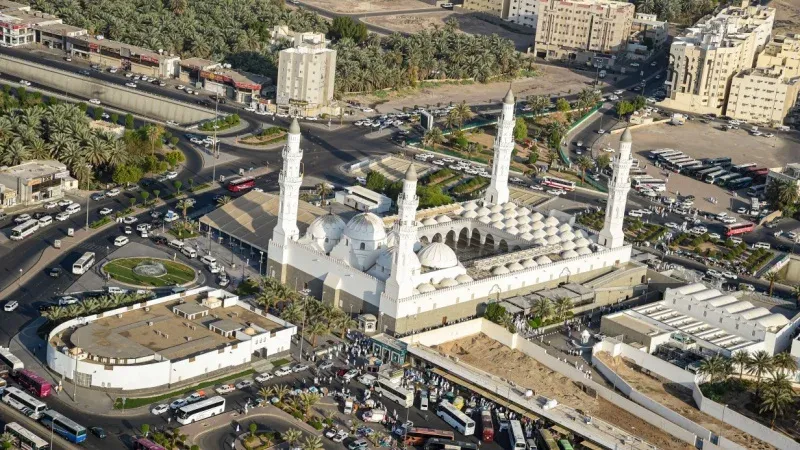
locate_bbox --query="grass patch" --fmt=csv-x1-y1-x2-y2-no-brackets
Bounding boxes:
103,257,195,287
189,182,212,193
271,358,290,368
113,368,255,409
169,227,198,239
90,216,112,229
239,127,287,146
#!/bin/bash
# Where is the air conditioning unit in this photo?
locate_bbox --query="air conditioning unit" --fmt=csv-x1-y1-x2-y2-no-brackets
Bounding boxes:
148,321,154,326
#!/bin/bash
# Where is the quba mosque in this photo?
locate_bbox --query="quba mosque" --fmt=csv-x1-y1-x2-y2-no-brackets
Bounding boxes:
266,88,641,333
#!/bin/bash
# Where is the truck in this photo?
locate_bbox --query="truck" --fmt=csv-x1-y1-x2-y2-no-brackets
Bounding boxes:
363,408,386,423
343,398,354,414
671,113,686,125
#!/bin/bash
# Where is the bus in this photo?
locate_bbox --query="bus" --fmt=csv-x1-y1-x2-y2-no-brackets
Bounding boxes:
72,252,95,275
724,222,755,237
539,176,576,192
507,420,526,450
133,438,167,450
0,346,24,372
676,160,702,172
226,176,255,193
2,387,48,418
747,184,767,197
424,438,478,450
631,177,666,192
13,369,51,398
695,167,721,180
537,429,559,450
648,149,678,159
403,427,455,446
376,378,413,408
684,164,710,177
663,155,690,165
4,422,49,450
558,440,574,450
749,168,769,181
714,173,738,185
10,219,40,241
727,177,753,189
39,410,87,443
731,163,757,173
176,396,226,424
654,150,682,161
703,157,732,168
744,166,767,175
704,170,728,184
436,401,475,436
480,409,494,442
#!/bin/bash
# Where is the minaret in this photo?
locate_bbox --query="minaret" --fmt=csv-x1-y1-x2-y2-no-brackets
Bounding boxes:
598,127,633,249
273,118,303,247
484,87,515,205
385,164,420,299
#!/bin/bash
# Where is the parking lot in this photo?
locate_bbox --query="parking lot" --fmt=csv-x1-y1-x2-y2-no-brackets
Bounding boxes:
352,156,433,182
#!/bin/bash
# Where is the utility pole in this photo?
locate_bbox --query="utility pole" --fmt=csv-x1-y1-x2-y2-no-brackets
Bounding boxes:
84,164,91,230
212,96,219,184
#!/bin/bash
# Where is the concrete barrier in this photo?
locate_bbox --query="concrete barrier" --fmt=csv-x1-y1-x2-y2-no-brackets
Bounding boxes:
0,54,215,123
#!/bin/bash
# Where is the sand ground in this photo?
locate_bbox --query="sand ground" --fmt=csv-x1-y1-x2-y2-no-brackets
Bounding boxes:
434,334,695,450
771,0,800,33
300,0,436,13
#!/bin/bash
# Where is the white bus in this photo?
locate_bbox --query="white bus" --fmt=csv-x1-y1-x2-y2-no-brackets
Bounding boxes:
4,422,49,450
436,400,475,436
632,177,666,192
0,346,24,372
507,420,526,450
649,149,679,160
10,219,40,241
376,378,413,408
176,395,226,424
2,387,48,418
72,252,95,275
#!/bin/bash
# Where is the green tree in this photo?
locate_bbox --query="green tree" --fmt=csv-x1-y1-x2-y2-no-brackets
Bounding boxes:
112,165,144,185
554,297,572,322
528,149,539,165
216,195,231,207
731,351,752,379
140,191,150,206
513,117,527,141
110,112,119,124
316,182,333,206
532,297,554,322
417,185,452,208
249,422,258,438
698,354,730,384
595,153,611,172
329,16,368,43
304,321,329,347
632,95,647,111
765,179,799,216
283,428,303,447
173,179,183,195
747,350,774,398
423,127,444,150
176,199,193,222
759,374,793,429
575,156,594,183
125,113,135,129
169,136,179,147
485,303,507,323
555,98,571,112
153,189,161,201
771,352,798,376
365,171,387,193
765,272,781,296
140,423,150,437
527,95,551,117
93,107,104,120
615,100,634,118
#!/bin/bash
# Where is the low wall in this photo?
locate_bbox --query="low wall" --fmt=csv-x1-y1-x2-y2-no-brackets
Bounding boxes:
608,119,671,134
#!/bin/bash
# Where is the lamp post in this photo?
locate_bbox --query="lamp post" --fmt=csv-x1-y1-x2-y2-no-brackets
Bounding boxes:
212,96,219,184
84,164,91,230
259,250,264,276
298,288,311,361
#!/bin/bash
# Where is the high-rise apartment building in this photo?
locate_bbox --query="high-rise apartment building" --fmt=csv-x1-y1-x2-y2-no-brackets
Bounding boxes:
726,66,799,124
533,0,635,62
276,32,337,117
756,34,800,78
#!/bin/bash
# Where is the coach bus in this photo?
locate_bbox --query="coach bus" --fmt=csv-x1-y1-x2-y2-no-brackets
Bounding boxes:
747,184,767,197
72,252,95,275
649,149,678,159
2,387,48,418
727,177,753,190
436,401,475,436
704,170,728,184
13,369,51,398
558,440,575,450
480,409,494,442
226,176,255,193
508,420,526,450
4,422,49,450
10,219,40,241
724,222,755,237
537,429,559,450
0,347,24,373
133,438,167,450
675,160,703,172
177,396,226,424
632,177,666,192
702,157,732,168
714,173,739,186
539,176,576,192
424,438,478,450
695,167,721,180
39,410,87,443
731,163,757,173
376,378,413,408
403,427,455,446
654,150,682,161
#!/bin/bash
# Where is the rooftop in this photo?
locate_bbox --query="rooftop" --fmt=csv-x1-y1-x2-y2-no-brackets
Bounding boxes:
0,0,28,12
68,35,178,63
200,67,271,88
0,8,61,26
36,22,87,35
605,312,671,337
180,57,219,70
0,160,68,181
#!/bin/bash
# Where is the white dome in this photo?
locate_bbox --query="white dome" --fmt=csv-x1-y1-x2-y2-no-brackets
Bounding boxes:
462,210,478,219
504,217,519,227
517,223,532,233
546,235,561,245
455,274,474,283
507,262,525,272
506,226,520,235
345,213,386,242
516,215,531,225
492,265,510,275
491,221,506,230
417,283,436,293
574,229,587,238
463,201,479,211
417,242,459,269
307,214,346,241
439,278,459,287
533,238,548,246
522,259,538,268
545,226,559,236
561,249,579,259
532,229,547,239
576,247,592,256
377,247,420,271
502,202,517,211
503,210,518,219
559,230,575,241
476,206,491,217
561,240,576,251
436,215,452,223
531,221,545,230
490,204,504,213
489,212,504,222
520,232,535,240
545,216,559,226
530,212,544,222
452,206,464,215
574,237,591,248
413,288,420,295
422,217,438,226
558,223,572,232
535,255,552,264
517,207,531,216
478,215,492,224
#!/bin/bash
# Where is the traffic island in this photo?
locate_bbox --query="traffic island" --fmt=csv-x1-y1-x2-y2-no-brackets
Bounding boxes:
101,257,197,287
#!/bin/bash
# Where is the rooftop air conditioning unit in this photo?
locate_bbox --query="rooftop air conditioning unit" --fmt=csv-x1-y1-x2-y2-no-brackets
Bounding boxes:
223,63,232,69
96,35,104,40
148,321,154,326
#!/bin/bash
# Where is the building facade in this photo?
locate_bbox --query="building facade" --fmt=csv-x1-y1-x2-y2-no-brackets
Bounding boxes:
507,0,540,28
463,0,509,18
276,32,337,117
334,185,393,214
726,67,799,125
767,163,800,194
534,0,634,62
67,35,180,79
0,160,76,206
630,13,668,52
757,34,800,78
0,4,62,47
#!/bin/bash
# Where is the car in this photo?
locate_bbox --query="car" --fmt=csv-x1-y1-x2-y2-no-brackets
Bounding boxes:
4,301,18,312
99,207,113,216
355,176,367,185
177,85,186,90
124,225,132,235
736,207,748,214
123,216,138,224
151,404,169,415
325,428,339,439
55,212,70,221
133,75,141,80
89,98,101,105
169,398,188,410
255,373,274,384
274,367,292,377
319,360,334,370
136,223,151,232
164,211,179,222
109,67,118,74
342,369,359,382
151,236,169,246
187,392,207,403
235,380,253,390
333,430,348,443
165,171,178,179
650,61,658,67
125,82,137,88
43,201,58,209
739,283,755,292
706,269,722,278
18,80,31,86
630,62,640,67
708,233,721,240
59,296,79,306
106,188,121,197
597,129,606,134
215,384,235,395
628,210,642,218
114,236,129,247
722,217,737,224
89,427,107,439
292,364,308,373
58,199,73,207
665,222,679,229
14,214,32,224
722,271,738,280
48,267,62,278
764,133,775,138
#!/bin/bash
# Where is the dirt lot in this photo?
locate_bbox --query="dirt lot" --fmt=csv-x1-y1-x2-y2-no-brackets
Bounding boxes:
596,353,777,450
364,11,534,50
435,334,695,450
771,0,800,34
300,0,435,13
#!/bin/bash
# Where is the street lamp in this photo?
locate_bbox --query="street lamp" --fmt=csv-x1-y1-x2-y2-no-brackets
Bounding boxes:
259,250,264,276
84,164,92,230
298,288,311,360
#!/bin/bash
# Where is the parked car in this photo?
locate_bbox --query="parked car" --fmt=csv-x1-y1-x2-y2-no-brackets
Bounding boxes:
255,373,274,384
99,207,113,216
4,301,18,312
114,236,129,247
169,398,188,410
274,367,292,377
151,404,169,415
48,267,62,278
89,427,107,439
215,384,235,395
235,380,253,390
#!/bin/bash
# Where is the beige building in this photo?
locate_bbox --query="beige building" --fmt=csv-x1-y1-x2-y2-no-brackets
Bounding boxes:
463,0,509,18
663,4,775,115
631,13,668,50
276,31,337,117
757,33,800,78
507,0,539,28
726,66,799,125
534,0,634,62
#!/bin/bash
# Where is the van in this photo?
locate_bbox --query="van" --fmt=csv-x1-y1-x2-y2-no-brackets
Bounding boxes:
65,203,80,215
200,255,217,267
181,246,197,258
170,286,187,295
420,394,429,411
140,229,148,238
753,242,771,250
168,239,185,250
729,236,742,245
357,374,376,386
778,125,790,132
106,286,127,294
38,216,53,226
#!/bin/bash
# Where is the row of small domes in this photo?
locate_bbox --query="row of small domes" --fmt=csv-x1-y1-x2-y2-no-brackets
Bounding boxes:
490,246,594,276
416,273,475,293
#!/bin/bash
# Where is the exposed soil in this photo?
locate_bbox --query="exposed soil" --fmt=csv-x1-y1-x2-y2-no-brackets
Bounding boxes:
434,334,694,450
300,0,435,13
770,0,800,34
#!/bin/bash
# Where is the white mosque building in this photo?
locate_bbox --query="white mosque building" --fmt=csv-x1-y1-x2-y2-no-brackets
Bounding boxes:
266,89,640,332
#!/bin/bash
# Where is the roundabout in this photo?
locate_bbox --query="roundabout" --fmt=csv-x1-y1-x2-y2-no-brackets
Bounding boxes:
101,257,197,287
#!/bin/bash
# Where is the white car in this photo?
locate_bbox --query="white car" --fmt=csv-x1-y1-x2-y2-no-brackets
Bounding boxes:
106,188,120,197
722,217,737,224
109,67,118,73
14,214,32,224
55,212,70,221
99,207,113,216
125,82,137,88
165,171,178,179
89,98,101,105
722,271,738,280
151,404,169,415
169,398,188,410
44,201,58,209
708,233,721,240
597,129,606,134
4,301,18,312
664,222,679,229
136,223,151,232
235,380,253,390
114,236,129,247
255,373,274,384
177,85,186,90
628,210,642,218
274,367,292,377
123,216,138,225
706,269,722,278
58,199,73,207
19,80,31,86
215,384,235,395
613,90,624,95
164,211,179,222
59,296,79,306
355,176,367,185
245,106,256,112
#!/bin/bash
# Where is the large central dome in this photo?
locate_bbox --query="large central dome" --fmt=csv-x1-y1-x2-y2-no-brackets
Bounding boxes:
307,214,346,241
344,213,387,242
417,242,459,269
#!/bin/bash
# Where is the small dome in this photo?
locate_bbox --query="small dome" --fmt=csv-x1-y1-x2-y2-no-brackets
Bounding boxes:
546,235,561,245
452,206,464,215
436,215,452,223
517,223,532,233
545,226,559,236
244,327,257,336
491,221,506,230
517,207,531,216
476,206,491,216
455,274,474,283
531,221,545,230
439,278,459,287
506,226,520,235
345,213,387,242
307,214,346,241
558,223,572,232
574,229,587,238
533,238,548,246
577,247,592,256
561,240,576,251
535,255,552,264
490,204,503,213
492,265,510,275
463,201,479,211
422,217,438,226
530,212,544,222
462,210,478,219
417,242,459,269
417,283,436,293
489,212,504,222
520,232,535,240
561,249,579,259
413,288,420,295
507,262,525,272
574,237,591,248
377,247,421,271
504,217,519,227
545,216,559,226
503,209,517,219
522,259,538,268
502,202,517,211
532,229,547,239
516,215,531,225
559,230,575,241
478,215,492,224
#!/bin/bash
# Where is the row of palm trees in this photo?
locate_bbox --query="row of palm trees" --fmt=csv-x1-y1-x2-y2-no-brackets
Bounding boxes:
699,350,798,429
41,292,149,323
531,296,573,324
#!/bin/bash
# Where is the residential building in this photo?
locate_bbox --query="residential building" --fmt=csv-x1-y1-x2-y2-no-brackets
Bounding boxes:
0,160,77,206
335,185,393,214
507,0,539,28
534,0,635,62
629,13,668,53
276,32,337,117
726,66,800,125
663,4,775,115
767,163,800,194
463,0,509,18
0,4,62,47
66,35,180,79
756,33,800,78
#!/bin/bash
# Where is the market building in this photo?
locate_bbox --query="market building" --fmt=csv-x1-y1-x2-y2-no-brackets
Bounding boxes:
66,35,180,79
0,160,77,206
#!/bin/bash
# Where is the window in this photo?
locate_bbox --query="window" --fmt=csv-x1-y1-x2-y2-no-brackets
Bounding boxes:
360,242,366,250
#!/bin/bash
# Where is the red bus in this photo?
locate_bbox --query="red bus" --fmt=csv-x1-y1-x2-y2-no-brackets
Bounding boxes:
133,438,167,450
481,410,495,442
226,177,255,193
13,369,51,398
403,427,455,446
724,222,755,237
540,176,576,192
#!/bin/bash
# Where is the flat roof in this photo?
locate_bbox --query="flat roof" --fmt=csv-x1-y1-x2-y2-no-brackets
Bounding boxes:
174,302,209,317
0,9,61,26
0,160,68,183
37,22,86,34
0,1,29,12
180,57,219,70
210,319,243,333
345,185,390,202
499,301,523,315
200,191,327,252
201,67,271,88
68,35,177,63
606,313,670,337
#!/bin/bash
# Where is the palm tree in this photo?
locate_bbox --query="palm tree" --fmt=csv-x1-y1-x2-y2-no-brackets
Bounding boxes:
280,302,304,325
553,297,572,322
297,392,321,418
216,195,231,207
452,101,472,129
759,374,793,429
575,156,594,183
532,297,554,322
423,127,444,150
301,435,324,450
731,351,752,379
527,95,551,117
283,429,303,448
770,352,798,376
176,199,193,223
267,384,291,403
747,350,774,398
332,314,357,338
698,354,730,384
315,183,332,206
0,431,14,449
765,272,780,296
146,124,164,154
304,321,329,347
